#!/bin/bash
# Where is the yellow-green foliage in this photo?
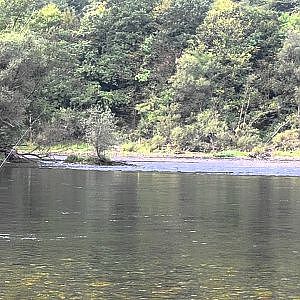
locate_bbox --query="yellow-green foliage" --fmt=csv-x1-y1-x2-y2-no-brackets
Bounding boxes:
273,149,300,158
234,125,261,151
153,0,172,15
272,129,300,151
121,141,137,152
212,0,237,12
121,141,152,154
280,11,300,32
122,136,171,154
173,110,232,152
31,3,63,29
150,135,165,150
17,143,93,156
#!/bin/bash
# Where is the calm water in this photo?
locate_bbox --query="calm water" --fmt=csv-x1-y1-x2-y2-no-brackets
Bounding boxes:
0,167,300,299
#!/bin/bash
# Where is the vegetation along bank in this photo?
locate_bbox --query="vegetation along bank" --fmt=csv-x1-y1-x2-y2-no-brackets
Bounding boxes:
0,0,299,163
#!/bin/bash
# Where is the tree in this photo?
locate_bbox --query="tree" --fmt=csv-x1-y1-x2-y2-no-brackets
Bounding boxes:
171,0,282,128
275,13,300,117
78,0,156,123
85,107,118,160
30,2,82,110
36,108,85,145
0,32,49,146
0,0,298,155
0,0,41,31
140,0,212,86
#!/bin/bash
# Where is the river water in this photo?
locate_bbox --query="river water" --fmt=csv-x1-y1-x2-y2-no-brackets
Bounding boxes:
0,166,300,299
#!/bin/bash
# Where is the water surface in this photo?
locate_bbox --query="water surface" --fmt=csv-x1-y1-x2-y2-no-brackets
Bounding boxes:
0,167,300,299
41,157,300,176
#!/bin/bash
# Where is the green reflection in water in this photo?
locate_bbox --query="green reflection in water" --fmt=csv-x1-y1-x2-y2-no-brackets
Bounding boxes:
0,168,299,299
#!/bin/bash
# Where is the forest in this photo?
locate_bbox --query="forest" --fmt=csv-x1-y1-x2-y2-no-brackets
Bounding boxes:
0,0,299,158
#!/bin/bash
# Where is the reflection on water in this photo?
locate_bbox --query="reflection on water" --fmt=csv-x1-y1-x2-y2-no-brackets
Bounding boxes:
0,167,300,299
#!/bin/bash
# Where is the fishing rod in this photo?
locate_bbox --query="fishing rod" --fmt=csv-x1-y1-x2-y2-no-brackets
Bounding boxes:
0,112,43,171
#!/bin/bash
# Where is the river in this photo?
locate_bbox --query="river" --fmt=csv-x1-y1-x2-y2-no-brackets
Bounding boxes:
0,165,300,299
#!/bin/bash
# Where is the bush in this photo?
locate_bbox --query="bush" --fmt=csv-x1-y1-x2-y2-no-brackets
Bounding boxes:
121,142,137,152
150,135,166,151
248,146,273,158
65,154,82,163
170,126,185,149
85,156,112,165
172,110,232,152
235,135,261,151
233,125,261,151
272,129,300,150
37,108,85,145
122,139,160,154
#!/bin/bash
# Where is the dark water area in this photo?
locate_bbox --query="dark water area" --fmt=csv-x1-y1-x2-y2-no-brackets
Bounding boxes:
0,167,300,299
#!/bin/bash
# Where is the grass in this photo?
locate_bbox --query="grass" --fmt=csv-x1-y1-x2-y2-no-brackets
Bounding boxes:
121,141,249,158
17,143,94,156
16,142,300,161
273,149,300,158
121,142,300,160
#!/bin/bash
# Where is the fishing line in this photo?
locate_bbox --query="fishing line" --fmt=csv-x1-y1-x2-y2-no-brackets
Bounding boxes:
0,112,43,171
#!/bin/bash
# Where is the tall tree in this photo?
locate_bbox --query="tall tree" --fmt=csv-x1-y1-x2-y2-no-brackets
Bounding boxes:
0,32,49,146
78,0,157,124
171,0,282,127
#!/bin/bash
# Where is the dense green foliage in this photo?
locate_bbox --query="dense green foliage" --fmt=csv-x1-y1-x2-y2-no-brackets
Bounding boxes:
0,0,299,153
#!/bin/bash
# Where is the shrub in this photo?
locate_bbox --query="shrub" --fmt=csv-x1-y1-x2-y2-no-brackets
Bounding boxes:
235,135,261,151
233,125,261,151
85,107,118,160
122,142,137,152
272,129,300,150
175,110,232,152
170,126,185,149
150,135,166,151
65,154,82,163
37,108,85,145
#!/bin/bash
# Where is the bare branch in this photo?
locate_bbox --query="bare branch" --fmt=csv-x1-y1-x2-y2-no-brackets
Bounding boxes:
0,116,15,128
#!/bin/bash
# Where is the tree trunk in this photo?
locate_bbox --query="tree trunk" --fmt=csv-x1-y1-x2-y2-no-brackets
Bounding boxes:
0,148,27,162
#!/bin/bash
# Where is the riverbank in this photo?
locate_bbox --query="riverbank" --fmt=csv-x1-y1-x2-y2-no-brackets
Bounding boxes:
16,143,300,161
6,143,300,177
3,151,300,176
